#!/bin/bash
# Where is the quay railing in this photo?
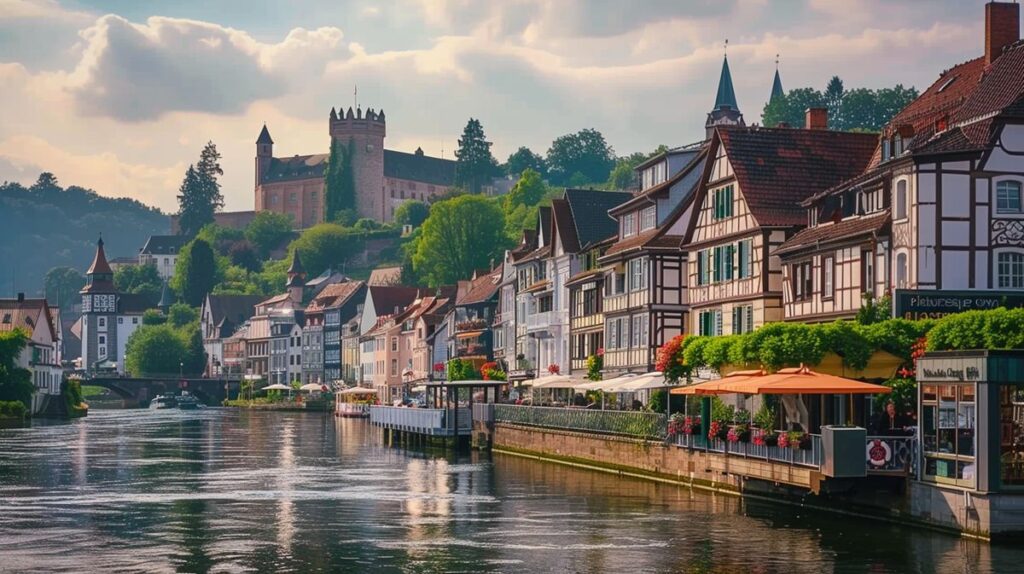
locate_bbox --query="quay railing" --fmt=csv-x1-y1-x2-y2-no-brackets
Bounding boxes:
494,404,667,440
472,403,495,425
866,435,917,477
674,433,824,469
369,406,472,436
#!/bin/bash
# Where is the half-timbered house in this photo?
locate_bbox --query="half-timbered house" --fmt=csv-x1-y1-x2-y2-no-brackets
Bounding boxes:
495,230,537,381
683,120,877,335
598,145,708,375
777,2,1024,321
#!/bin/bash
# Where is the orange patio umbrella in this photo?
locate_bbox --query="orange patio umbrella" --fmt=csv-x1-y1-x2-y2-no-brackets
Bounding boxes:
716,365,891,395
670,370,765,395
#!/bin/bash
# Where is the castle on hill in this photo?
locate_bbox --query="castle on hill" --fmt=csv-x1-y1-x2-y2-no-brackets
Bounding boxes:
254,106,456,227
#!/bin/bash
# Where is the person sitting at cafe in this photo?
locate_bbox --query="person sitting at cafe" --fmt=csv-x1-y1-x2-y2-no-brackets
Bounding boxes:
873,400,912,435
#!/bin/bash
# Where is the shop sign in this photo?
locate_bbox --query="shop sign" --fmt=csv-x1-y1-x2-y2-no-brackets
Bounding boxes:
893,289,1024,320
917,357,986,382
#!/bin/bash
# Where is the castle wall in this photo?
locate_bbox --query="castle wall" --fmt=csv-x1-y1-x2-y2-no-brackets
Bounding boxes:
384,176,450,222
257,179,324,229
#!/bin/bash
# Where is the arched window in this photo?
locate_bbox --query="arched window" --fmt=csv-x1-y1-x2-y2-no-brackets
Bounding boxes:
896,252,909,288
895,180,908,220
997,181,1022,214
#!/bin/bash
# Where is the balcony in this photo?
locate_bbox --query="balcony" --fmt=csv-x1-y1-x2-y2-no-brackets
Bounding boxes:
525,310,552,330
455,318,490,332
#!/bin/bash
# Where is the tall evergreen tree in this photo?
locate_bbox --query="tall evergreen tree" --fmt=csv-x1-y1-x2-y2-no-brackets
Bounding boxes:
176,239,218,307
324,137,355,221
177,142,224,238
824,76,845,127
454,118,499,194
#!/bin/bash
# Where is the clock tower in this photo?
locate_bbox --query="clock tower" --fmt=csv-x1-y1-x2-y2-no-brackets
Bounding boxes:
81,236,118,373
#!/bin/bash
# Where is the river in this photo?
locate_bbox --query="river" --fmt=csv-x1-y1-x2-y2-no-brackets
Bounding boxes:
0,409,1019,573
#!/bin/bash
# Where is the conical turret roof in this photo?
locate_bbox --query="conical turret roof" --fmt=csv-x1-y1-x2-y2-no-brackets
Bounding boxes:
86,236,113,276
713,55,739,111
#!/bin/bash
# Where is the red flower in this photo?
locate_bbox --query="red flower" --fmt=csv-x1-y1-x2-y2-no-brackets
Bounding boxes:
547,363,561,374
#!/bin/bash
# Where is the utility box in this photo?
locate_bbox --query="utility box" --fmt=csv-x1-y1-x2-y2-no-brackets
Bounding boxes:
822,425,867,478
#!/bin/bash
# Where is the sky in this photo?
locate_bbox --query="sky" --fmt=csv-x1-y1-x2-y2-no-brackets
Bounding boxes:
0,0,992,213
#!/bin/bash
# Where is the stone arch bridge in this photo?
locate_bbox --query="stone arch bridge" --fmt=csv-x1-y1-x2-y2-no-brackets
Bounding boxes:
84,376,240,408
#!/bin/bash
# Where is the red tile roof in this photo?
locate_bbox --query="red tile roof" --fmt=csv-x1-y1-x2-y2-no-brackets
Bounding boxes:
457,267,501,306
716,127,877,227
0,298,56,341
775,212,890,257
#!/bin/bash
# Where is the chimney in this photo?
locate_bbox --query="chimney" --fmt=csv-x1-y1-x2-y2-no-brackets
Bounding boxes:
986,1,1020,65
17,292,24,302
805,107,828,130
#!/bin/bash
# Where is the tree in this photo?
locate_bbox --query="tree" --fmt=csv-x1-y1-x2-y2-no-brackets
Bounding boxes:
353,218,382,231
824,75,845,126
142,309,166,326
125,324,188,376
114,263,162,302
546,129,615,186
0,329,33,408
505,146,546,178
393,200,430,228
168,302,199,328
176,142,224,238
289,224,366,278
228,240,261,272
324,137,355,221
504,169,548,211
412,195,508,286
196,223,244,254
454,118,499,194
44,266,85,311
173,238,218,307
761,87,826,128
244,211,293,259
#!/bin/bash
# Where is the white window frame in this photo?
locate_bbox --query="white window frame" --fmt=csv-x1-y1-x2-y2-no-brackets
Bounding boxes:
996,250,1024,289
894,179,909,221
640,206,656,231
996,180,1023,215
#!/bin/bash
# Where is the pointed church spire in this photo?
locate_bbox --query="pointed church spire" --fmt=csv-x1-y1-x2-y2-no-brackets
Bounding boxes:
256,123,274,145
770,54,784,104
86,235,113,276
713,54,739,111
286,250,306,287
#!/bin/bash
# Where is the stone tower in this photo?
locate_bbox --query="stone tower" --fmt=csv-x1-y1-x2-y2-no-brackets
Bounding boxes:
255,124,273,189
329,106,386,220
706,54,745,139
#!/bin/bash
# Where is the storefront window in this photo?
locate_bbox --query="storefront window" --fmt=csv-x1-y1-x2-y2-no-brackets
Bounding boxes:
921,382,976,487
1000,384,1024,488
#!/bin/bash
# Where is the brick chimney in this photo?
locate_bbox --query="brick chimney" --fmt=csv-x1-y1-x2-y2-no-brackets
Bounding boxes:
986,1,1021,65
805,107,828,130
16,292,24,302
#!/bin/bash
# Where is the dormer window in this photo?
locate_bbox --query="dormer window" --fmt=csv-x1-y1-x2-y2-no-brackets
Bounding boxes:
622,213,636,237
893,135,903,156
882,139,891,162
640,206,656,231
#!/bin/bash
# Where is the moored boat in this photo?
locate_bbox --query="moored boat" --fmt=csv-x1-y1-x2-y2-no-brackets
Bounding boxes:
176,392,201,410
149,394,177,409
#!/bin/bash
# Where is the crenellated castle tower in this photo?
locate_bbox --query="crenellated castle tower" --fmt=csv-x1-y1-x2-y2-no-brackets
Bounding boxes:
329,106,387,221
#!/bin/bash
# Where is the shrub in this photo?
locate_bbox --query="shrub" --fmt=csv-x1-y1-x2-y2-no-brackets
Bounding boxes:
0,400,27,418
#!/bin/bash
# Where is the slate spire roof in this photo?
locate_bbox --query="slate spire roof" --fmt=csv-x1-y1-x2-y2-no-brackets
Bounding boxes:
86,236,113,276
256,124,273,145
713,55,739,111
770,68,784,103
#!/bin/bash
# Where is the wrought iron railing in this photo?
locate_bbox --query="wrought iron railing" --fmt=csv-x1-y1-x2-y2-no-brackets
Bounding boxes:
866,435,917,477
674,432,824,469
494,405,667,440
472,403,495,424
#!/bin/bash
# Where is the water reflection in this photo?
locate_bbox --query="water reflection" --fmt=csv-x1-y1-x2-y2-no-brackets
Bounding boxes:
0,409,1019,573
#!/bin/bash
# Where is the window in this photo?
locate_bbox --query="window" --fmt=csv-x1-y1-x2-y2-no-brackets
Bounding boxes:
737,239,752,279
629,258,647,292
607,318,619,349
713,245,734,282
118,317,123,324
895,180,908,220
98,317,106,328
538,295,553,313
921,383,976,488
882,139,891,162
793,261,813,301
732,305,753,334
391,337,398,352
896,252,909,289
698,310,722,336
631,315,643,348
1,313,9,324
289,192,297,205
640,206,656,230
391,359,398,376
98,335,106,345
822,255,835,299
712,186,734,220
622,213,636,237
997,181,1023,214
998,252,1024,289
697,250,709,286
132,317,138,325
862,250,874,295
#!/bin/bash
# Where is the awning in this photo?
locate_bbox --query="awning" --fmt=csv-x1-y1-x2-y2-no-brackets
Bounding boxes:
670,370,763,395
529,374,584,389
718,366,892,395
336,386,378,396
614,372,668,392
576,373,638,392
455,330,485,339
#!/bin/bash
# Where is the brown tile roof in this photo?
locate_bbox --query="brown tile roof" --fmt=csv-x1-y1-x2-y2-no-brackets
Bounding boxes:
0,298,55,340
888,57,986,142
368,266,403,286
775,212,890,257
457,268,501,306
716,127,877,227
517,244,551,264
305,281,365,312
603,227,660,257
565,268,603,288
368,286,421,316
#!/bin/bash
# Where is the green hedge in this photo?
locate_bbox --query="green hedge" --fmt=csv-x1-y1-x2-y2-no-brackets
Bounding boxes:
673,308,1023,376
0,400,27,419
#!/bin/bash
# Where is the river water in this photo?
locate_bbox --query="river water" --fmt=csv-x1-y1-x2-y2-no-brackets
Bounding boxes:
0,409,1020,573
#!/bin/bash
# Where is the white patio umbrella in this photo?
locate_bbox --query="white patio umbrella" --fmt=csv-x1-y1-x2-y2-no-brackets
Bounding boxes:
263,383,292,391
299,383,324,392
336,386,378,396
